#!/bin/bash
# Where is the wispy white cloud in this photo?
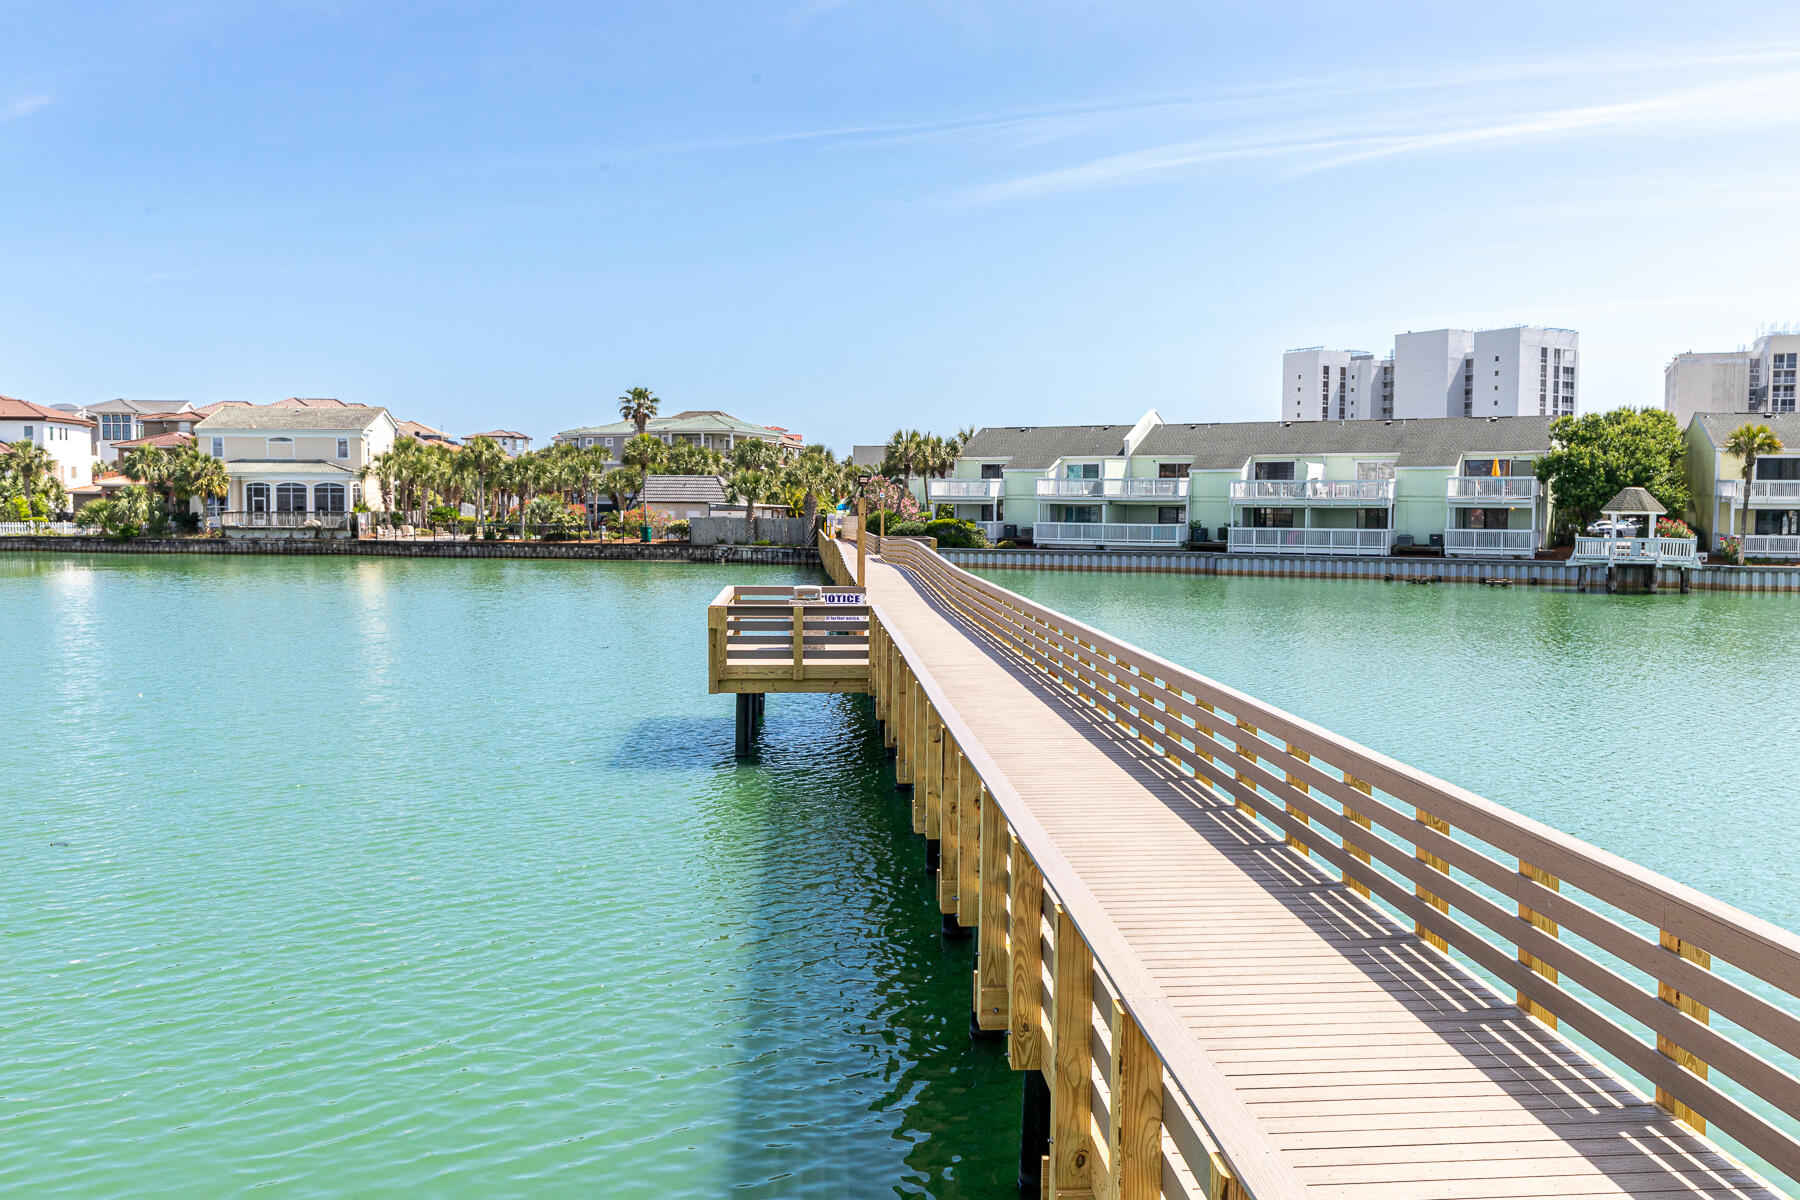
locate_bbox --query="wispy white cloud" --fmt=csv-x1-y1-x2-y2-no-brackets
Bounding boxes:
1,94,52,124
956,49,1800,204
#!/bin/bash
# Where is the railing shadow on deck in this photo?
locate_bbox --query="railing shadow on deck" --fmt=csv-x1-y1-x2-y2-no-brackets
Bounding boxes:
867,534,1800,1199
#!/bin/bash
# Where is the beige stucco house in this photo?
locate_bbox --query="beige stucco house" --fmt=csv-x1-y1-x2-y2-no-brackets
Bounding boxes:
192,404,397,529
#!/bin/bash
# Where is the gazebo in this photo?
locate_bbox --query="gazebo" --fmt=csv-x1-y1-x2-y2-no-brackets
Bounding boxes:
1570,485,1701,588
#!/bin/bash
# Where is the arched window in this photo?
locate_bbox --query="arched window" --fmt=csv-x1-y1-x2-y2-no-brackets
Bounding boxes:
314,483,346,514
267,437,294,459
276,483,308,513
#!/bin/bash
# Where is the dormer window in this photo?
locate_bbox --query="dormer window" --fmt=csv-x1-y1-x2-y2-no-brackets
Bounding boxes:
267,437,294,459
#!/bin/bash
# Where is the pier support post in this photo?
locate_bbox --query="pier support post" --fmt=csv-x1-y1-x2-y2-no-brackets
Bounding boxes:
1680,567,1691,594
734,692,757,759
1655,931,1712,1133
1019,1070,1050,1195
974,785,1011,1037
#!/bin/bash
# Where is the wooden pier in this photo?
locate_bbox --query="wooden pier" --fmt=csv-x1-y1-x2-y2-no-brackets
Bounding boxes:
729,529,1800,1199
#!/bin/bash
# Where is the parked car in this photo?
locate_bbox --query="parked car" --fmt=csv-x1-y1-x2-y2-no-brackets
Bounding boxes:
1586,518,1640,537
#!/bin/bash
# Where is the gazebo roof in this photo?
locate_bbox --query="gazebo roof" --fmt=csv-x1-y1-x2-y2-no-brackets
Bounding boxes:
1601,486,1666,516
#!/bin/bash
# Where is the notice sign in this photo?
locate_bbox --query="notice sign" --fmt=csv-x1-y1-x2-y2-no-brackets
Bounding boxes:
819,591,866,622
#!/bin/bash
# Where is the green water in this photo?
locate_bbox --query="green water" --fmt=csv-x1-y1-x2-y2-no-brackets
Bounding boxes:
1,555,1015,1199
968,568,1800,931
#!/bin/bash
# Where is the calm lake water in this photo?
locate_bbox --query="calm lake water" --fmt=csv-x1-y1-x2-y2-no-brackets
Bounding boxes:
971,568,1800,931
7,555,1799,1198
0,555,1014,1199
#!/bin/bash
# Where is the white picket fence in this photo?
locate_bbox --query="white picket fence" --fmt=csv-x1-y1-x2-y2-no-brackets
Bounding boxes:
0,521,80,536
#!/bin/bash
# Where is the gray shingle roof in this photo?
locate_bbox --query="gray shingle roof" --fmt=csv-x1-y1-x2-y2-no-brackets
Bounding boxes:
1134,416,1554,469
642,474,728,505
1691,412,1800,446
851,444,886,468
194,405,391,432
956,424,1136,471
1602,486,1666,515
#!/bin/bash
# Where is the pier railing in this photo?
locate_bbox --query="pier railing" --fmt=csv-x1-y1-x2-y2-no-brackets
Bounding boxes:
865,534,1800,1195
705,584,870,694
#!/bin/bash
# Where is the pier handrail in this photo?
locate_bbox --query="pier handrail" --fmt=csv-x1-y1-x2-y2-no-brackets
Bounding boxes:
870,534,1800,1191
859,537,1313,1199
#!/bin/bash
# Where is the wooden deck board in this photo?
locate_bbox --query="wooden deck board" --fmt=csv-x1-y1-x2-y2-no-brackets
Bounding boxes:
859,553,1783,1200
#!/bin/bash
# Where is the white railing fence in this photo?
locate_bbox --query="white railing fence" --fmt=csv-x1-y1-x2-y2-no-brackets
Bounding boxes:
1229,480,1394,503
1034,478,1191,500
1446,477,1539,501
927,479,1005,499
1226,527,1391,555
1741,534,1800,559
0,521,81,536
1750,480,1800,501
1571,536,1701,564
1033,522,1186,546
1442,529,1537,556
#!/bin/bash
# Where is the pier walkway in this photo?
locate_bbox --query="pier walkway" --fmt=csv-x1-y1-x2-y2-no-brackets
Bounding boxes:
723,531,1800,1199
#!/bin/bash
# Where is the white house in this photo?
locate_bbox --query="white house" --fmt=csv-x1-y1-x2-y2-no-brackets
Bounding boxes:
0,396,96,506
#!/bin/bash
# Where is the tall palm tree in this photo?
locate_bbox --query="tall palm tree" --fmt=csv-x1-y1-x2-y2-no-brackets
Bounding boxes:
619,387,660,439
728,467,770,542
461,436,507,535
621,432,667,478
5,440,56,514
172,445,229,519
1725,423,1785,545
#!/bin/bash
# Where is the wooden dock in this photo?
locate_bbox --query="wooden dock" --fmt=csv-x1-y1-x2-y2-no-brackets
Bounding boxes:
726,530,1800,1199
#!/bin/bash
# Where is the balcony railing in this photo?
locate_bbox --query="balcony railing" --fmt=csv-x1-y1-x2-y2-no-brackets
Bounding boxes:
1033,522,1186,547
1570,536,1701,566
214,510,351,530
1034,478,1191,500
1446,476,1538,502
1228,479,1393,503
927,478,1004,500
1740,534,1800,558
1722,479,1800,502
1226,527,1391,555
1443,528,1537,557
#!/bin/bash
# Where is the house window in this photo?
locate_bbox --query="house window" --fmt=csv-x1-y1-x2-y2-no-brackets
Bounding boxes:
1063,462,1099,479
100,413,135,440
1157,506,1185,524
1355,461,1395,480
1158,462,1187,479
351,483,362,507
1755,458,1800,480
1251,508,1295,528
1357,508,1388,529
246,482,270,513
1754,510,1799,535
267,437,294,459
21,425,32,440
211,437,224,457
1253,461,1295,481
314,483,347,513
275,483,308,512
336,438,349,459
1457,508,1512,530
1061,505,1100,523
980,463,1004,480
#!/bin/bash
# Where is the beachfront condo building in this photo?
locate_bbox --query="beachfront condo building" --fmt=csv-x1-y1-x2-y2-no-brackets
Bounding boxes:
933,411,1554,557
1664,333,1800,426
1287,326,1578,423
0,396,96,503
1683,412,1800,556
553,410,796,464
464,430,532,456
192,404,397,531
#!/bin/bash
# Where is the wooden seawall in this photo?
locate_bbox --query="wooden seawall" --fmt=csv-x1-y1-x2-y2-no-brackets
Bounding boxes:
719,530,1800,1198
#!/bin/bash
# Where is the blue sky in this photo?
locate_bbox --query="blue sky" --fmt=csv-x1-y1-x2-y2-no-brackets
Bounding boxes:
4,2,1800,452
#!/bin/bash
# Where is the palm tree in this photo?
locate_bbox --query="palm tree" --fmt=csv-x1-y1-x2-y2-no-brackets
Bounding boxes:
461,436,507,535
172,446,229,521
1725,423,1785,546
730,436,782,475
621,432,667,478
882,428,926,490
728,467,770,542
619,387,659,439
6,440,57,514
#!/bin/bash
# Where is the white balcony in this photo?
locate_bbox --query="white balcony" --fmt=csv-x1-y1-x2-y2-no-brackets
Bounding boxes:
928,478,1004,500
1446,477,1538,503
1033,522,1186,547
1228,480,1393,504
1034,478,1190,500
1227,527,1391,556
1443,529,1538,557
1570,536,1701,566
1716,480,1741,500
1719,479,1800,503
1740,534,1800,559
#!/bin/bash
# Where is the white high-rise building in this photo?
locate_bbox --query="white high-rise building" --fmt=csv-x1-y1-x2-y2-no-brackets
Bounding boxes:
1663,332,1800,424
1289,326,1577,421
1280,348,1391,421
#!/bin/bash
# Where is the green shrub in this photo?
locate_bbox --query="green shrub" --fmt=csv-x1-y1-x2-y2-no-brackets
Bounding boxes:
427,504,460,526
996,539,1017,549
666,519,691,540
457,516,477,534
923,517,990,548
887,520,929,537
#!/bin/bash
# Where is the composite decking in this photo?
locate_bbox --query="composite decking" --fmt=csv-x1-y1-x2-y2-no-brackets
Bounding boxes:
856,544,1785,1200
